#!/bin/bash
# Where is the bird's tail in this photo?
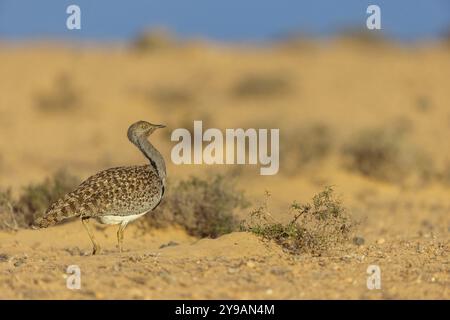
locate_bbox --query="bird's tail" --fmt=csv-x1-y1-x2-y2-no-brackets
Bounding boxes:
32,195,81,229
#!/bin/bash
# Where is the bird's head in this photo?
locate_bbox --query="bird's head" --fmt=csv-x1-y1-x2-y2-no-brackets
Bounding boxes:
127,120,166,142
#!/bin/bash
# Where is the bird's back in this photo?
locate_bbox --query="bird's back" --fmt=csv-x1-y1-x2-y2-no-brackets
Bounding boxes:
35,165,164,227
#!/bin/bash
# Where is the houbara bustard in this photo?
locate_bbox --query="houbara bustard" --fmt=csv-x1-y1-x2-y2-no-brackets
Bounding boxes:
33,121,166,255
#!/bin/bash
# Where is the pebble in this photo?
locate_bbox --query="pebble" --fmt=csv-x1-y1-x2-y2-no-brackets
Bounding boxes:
353,236,365,246
113,263,122,272
246,261,256,268
64,247,82,256
0,253,9,262
13,256,27,267
227,267,239,274
271,267,289,275
376,238,385,245
159,241,179,249
416,244,424,253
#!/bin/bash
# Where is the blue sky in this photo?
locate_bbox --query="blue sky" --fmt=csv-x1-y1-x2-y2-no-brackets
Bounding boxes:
0,0,449,42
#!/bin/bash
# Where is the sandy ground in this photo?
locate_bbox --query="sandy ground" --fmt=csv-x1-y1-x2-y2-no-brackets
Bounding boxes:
0,39,449,299
0,221,448,299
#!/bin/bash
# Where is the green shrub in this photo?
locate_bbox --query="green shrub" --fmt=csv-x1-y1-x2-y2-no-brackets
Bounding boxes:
147,174,249,238
241,187,353,255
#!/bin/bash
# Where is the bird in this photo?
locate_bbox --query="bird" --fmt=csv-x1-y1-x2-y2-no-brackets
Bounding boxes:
33,121,167,255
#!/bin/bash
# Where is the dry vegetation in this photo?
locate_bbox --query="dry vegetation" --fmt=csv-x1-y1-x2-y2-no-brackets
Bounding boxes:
131,29,180,52
341,126,433,184
232,73,292,98
241,187,353,255
146,174,249,238
0,170,80,230
0,189,18,230
35,73,82,112
281,124,333,174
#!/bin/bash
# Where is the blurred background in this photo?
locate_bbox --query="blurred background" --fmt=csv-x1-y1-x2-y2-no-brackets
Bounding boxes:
1,0,450,42
0,0,449,238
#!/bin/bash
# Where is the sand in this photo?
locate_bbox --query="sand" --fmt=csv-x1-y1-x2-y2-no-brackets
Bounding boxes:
0,221,448,299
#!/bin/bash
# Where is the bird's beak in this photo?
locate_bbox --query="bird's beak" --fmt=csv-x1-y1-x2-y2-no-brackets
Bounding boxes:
155,124,166,129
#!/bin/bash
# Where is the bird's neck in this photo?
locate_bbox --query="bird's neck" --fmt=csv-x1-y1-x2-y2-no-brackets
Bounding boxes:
136,136,166,187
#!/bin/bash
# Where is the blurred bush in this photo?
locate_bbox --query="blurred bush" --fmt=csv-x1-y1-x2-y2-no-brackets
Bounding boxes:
337,28,389,47
282,124,333,174
437,161,450,187
131,29,178,52
150,85,196,106
36,73,81,112
232,73,291,98
146,174,249,238
341,126,433,184
16,170,80,227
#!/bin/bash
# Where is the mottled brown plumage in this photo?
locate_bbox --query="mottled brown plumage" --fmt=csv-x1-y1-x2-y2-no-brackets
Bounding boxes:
33,121,167,254
34,165,163,227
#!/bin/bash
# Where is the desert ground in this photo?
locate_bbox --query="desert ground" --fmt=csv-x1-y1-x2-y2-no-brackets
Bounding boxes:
0,34,449,299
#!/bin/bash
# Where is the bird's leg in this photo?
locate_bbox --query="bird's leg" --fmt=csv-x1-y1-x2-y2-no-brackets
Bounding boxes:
117,222,128,253
81,217,101,255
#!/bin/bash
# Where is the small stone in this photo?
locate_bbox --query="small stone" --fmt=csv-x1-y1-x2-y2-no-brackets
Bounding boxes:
227,267,239,274
159,241,179,249
65,247,82,256
376,238,385,245
265,289,273,295
0,253,9,262
421,220,433,230
246,261,256,268
352,236,365,246
159,271,175,284
416,244,423,253
131,276,147,285
271,267,288,275
13,256,27,267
